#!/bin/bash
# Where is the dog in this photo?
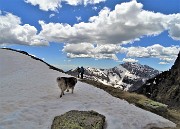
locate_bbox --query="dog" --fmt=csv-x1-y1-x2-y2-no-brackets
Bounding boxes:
56,77,77,98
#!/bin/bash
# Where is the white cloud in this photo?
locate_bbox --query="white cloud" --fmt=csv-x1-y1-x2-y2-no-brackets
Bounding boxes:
62,42,180,62
0,12,48,46
83,0,106,6
49,14,55,18
168,22,180,40
122,58,138,63
63,0,82,6
24,0,106,11
25,0,61,12
125,44,180,63
92,6,98,11
63,43,120,60
63,0,106,6
76,16,82,22
38,0,180,45
63,43,94,55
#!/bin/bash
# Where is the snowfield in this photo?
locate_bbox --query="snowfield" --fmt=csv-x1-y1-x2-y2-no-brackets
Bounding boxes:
0,49,176,129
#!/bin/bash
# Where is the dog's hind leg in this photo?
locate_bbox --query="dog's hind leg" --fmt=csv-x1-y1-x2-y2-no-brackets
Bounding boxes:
72,87,74,94
60,93,62,98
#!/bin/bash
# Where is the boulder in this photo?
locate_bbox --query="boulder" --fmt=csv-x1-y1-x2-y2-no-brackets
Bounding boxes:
51,110,106,129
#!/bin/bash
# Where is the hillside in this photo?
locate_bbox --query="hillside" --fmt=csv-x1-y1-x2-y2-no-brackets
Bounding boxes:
0,48,176,129
67,62,159,91
136,52,180,108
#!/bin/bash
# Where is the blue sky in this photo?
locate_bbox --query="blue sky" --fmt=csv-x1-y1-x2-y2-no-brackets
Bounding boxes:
0,0,180,71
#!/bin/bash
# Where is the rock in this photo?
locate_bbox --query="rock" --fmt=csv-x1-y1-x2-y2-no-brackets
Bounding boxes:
51,110,106,129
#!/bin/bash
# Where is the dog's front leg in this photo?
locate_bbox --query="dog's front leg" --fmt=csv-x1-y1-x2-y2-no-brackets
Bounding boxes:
60,90,64,98
60,92,62,98
60,93,62,98
72,87,74,94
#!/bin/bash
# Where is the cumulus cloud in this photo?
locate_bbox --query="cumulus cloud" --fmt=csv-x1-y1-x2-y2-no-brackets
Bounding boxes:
125,44,180,63
25,0,61,12
63,42,180,63
63,43,120,60
122,58,138,63
38,0,180,45
25,0,106,11
0,12,48,46
168,22,180,40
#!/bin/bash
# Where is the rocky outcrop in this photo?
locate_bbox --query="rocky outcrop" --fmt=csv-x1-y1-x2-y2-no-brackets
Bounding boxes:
136,52,180,108
51,110,106,129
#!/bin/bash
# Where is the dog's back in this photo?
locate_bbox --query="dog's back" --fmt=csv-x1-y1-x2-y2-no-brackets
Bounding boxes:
61,77,77,88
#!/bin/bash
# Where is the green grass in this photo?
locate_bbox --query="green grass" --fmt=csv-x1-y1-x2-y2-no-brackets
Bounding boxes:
80,79,180,129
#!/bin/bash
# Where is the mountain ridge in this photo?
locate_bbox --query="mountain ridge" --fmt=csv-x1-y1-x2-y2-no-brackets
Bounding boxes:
67,62,159,91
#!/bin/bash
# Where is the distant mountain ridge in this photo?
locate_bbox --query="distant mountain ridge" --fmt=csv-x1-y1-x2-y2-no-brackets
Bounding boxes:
136,52,180,108
67,62,159,91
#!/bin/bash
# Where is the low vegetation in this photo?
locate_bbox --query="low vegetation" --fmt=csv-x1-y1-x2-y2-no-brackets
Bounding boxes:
51,110,106,129
80,79,180,129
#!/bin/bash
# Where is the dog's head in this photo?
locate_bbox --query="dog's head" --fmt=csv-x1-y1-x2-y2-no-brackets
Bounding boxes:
56,77,61,82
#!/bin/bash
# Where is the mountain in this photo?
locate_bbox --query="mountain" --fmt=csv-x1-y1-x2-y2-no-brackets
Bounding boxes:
67,62,159,91
136,52,180,108
0,48,175,129
121,62,159,78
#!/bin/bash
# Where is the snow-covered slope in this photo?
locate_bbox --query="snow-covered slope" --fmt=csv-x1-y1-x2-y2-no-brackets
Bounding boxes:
0,49,175,129
67,63,159,91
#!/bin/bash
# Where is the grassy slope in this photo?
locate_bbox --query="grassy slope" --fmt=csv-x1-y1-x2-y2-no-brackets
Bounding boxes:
80,79,180,129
